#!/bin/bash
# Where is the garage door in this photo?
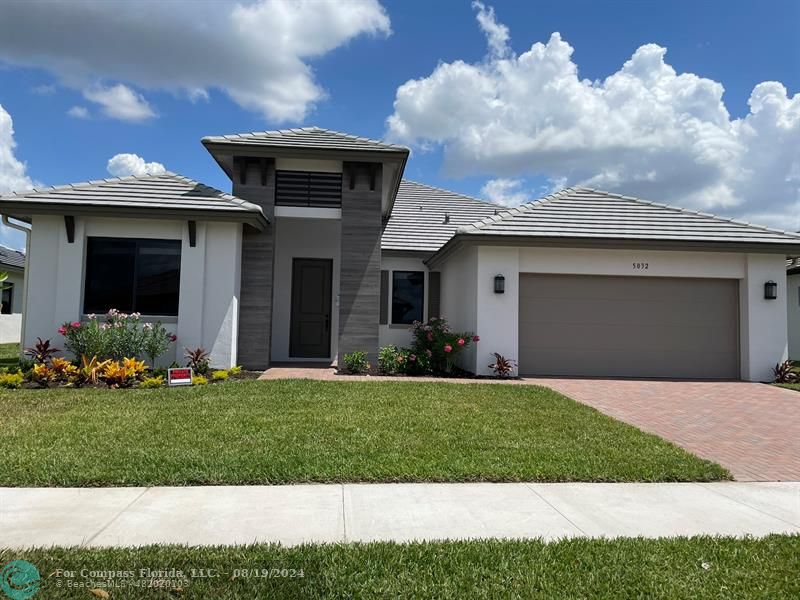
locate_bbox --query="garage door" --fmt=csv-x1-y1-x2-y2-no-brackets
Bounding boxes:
518,274,739,379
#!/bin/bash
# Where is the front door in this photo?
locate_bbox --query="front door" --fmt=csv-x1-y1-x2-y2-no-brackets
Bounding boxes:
290,258,333,358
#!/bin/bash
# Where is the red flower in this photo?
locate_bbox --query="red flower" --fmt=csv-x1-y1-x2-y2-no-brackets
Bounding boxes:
57,325,67,335
169,334,178,342
472,335,480,343
71,321,81,328
426,332,433,342
457,338,465,346
444,344,452,353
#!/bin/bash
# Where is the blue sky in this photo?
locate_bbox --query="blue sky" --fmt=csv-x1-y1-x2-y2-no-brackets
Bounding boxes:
0,0,798,248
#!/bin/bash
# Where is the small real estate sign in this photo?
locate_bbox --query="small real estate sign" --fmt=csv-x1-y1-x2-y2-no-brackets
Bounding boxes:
167,367,193,386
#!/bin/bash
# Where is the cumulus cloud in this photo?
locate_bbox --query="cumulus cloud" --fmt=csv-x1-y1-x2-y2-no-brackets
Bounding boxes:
67,105,90,119
107,153,166,178
0,104,33,194
387,3,800,230
480,178,528,207
83,84,155,122
0,0,390,123
0,105,33,247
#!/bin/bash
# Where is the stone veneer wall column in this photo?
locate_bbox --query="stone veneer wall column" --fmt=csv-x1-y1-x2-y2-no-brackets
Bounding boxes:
338,162,382,362
232,158,275,370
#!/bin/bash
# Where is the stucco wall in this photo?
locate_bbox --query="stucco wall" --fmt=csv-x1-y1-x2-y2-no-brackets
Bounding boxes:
23,215,242,368
789,274,800,360
439,245,478,373
271,216,341,362
378,254,429,350
439,244,789,380
0,270,25,343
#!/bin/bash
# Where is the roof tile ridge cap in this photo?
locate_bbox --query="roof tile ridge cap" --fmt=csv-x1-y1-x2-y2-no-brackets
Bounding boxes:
401,179,495,207
610,188,800,238
461,186,578,233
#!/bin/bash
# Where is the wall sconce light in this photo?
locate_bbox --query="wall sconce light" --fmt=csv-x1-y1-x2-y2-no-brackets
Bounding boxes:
494,274,505,294
764,280,778,300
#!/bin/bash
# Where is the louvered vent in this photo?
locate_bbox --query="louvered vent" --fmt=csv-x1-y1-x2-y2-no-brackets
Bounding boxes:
275,170,342,208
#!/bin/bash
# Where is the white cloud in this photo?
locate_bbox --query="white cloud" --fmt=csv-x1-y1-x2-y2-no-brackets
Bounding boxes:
387,4,800,230
480,178,528,206
0,104,33,194
107,153,166,178
83,84,155,122
67,105,90,119
0,0,391,123
0,104,33,248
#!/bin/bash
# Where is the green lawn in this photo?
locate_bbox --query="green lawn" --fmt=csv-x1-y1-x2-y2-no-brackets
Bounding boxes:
778,383,800,392
3,536,797,599
0,380,728,486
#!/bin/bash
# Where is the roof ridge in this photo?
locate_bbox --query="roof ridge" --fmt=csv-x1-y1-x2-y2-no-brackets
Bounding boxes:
460,186,580,233
401,179,497,207
201,125,409,151
3,171,177,198
576,187,800,240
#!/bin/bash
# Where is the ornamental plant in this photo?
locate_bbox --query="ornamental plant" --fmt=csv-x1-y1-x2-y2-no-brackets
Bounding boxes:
60,310,176,364
409,317,478,374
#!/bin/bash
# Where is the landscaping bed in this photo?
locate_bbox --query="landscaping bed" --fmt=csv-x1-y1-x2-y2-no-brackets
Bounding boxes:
0,380,729,486
2,535,797,599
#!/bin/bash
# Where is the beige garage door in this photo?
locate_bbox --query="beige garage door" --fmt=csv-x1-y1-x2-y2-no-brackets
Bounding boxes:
518,274,739,379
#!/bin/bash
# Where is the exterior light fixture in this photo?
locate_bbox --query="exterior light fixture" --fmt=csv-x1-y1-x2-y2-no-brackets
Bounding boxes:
494,274,505,294
764,280,778,300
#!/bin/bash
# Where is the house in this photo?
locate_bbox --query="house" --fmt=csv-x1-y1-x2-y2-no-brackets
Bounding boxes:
1,126,799,381
0,244,25,343
788,258,800,360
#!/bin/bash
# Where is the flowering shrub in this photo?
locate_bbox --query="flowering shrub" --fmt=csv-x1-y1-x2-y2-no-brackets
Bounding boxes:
410,317,478,373
378,345,400,374
60,310,176,364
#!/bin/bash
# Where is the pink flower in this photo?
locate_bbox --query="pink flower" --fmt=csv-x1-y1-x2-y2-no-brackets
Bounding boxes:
169,334,177,342
427,332,433,342
57,325,67,335
457,338,465,346
409,354,417,362
444,344,452,353
425,349,432,357
71,321,81,329
472,335,480,343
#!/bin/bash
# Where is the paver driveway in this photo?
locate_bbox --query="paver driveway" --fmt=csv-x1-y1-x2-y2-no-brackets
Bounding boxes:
531,379,800,481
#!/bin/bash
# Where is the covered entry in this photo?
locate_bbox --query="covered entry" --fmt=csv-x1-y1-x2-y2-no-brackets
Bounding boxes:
518,274,739,379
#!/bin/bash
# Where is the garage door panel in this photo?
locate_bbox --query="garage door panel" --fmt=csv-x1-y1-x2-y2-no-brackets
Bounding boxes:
518,274,739,379
519,322,737,354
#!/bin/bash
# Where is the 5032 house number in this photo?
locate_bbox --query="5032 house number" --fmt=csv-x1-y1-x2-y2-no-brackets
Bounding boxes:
632,262,649,270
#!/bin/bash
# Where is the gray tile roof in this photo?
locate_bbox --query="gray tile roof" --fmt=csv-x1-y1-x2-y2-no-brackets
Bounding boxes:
458,187,800,246
0,172,267,228
203,126,409,154
0,245,24,270
382,180,500,252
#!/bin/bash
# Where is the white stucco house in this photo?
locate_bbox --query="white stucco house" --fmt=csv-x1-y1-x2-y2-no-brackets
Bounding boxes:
0,244,25,343
788,258,800,361
0,126,798,381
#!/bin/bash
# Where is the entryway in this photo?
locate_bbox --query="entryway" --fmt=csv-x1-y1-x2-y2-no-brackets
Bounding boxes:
290,258,332,358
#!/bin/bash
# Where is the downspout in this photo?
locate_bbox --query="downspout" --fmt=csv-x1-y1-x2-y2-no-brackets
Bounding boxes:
2,215,31,355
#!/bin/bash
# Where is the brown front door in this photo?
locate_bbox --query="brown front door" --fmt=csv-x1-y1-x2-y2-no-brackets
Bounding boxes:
290,258,333,358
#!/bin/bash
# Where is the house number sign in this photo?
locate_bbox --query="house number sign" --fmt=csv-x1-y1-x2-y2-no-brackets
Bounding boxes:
632,262,649,270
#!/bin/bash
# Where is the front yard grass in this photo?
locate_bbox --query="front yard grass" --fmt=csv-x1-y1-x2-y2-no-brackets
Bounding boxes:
3,536,797,599
0,380,729,486
0,341,19,369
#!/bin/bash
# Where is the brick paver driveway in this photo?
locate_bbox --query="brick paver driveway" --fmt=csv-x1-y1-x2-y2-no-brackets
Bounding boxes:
530,379,800,481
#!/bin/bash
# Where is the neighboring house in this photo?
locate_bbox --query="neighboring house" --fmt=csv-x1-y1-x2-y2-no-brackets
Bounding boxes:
1,126,799,380
0,245,25,343
788,258,800,360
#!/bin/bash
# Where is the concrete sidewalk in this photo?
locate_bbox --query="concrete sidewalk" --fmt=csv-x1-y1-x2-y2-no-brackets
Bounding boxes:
1,482,798,548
